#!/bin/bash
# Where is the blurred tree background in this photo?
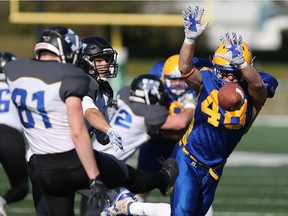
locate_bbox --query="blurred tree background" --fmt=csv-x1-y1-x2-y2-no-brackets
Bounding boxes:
0,1,214,59
0,1,287,80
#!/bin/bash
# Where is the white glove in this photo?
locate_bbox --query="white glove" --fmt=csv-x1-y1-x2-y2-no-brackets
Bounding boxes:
107,128,123,152
182,5,209,44
178,93,196,109
215,32,248,69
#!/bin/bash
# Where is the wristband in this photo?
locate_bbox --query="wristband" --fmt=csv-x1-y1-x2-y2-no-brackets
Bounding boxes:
90,176,102,187
238,61,248,69
184,38,195,45
181,67,195,78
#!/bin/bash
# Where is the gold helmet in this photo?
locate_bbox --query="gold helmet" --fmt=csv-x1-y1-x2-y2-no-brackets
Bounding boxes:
162,54,188,100
213,41,253,71
163,54,182,79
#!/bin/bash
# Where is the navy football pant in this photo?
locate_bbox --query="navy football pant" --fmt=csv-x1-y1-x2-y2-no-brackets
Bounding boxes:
170,144,223,216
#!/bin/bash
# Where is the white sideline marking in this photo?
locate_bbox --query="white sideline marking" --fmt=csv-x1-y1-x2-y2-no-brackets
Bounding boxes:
253,114,288,127
227,151,288,167
127,151,288,168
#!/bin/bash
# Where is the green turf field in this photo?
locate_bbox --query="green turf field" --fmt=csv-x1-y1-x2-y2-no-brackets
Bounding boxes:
1,124,288,216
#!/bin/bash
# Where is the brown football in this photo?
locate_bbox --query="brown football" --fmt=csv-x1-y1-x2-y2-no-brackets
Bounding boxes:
218,83,245,111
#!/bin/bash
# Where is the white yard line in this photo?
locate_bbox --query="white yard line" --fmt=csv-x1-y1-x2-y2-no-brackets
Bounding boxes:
253,114,288,127
227,151,288,167
127,150,288,168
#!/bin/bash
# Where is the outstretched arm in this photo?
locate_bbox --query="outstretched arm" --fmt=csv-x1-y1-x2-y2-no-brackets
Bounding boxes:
216,32,267,108
179,5,209,92
82,96,123,151
85,108,111,134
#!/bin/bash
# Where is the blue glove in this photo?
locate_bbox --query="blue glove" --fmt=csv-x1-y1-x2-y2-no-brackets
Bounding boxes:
182,5,209,44
216,32,248,69
107,128,123,152
88,177,111,212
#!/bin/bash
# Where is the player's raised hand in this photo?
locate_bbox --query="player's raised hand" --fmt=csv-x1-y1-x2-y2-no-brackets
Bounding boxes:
182,5,209,44
216,32,248,69
107,128,123,152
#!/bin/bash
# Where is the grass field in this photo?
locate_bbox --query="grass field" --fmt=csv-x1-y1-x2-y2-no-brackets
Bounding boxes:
1,122,288,216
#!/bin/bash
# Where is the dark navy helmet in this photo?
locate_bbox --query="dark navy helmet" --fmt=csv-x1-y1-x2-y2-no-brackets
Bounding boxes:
78,36,118,80
34,26,81,65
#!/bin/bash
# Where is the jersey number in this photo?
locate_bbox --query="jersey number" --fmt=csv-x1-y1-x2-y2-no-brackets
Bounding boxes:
113,109,132,129
201,89,246,129
0,89,10,113
11,89,52,128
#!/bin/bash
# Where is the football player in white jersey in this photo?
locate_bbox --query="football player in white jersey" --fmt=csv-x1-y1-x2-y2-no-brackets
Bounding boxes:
94,73,170,160
0,52,29,216
4,27,179,215
93,70,195,161
4,26,107,216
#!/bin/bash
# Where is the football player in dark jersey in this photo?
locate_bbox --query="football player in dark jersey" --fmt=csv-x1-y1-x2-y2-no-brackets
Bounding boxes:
78,35,123,150
77,36,179,216
77,35,123,216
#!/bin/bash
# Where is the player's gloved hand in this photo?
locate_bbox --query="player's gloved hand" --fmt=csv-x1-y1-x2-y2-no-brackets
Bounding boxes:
216,32,248,69
107,128,123,152
182,5,209,44
178,93,196,109
88,176,111,211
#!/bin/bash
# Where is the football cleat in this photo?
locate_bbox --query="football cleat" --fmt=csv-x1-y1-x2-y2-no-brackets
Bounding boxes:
160,158,179,196
0,197,7,216
101,188,137,216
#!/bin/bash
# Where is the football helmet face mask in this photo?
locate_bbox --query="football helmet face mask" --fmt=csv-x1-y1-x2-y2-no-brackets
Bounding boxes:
163,54,188,101
0,51,18,80
212,41,253,85
78,36,118,80
34,26,81,65
129,74,166,105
